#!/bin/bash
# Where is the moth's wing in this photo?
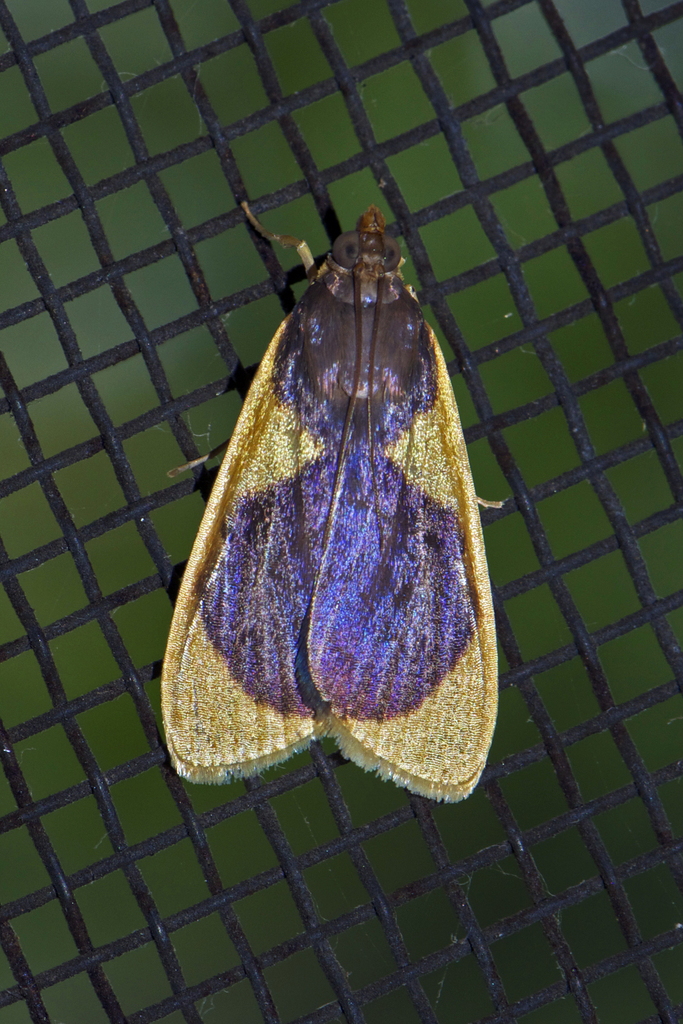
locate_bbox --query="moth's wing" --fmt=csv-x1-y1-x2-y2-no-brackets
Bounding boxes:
308,324,498,802
161,318,326,783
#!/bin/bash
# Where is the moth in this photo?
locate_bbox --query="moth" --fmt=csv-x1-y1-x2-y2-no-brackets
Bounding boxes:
161,203,498,801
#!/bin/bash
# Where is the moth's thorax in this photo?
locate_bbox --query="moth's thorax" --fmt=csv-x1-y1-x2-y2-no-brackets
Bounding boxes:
320,259,404,305
296,276,424,408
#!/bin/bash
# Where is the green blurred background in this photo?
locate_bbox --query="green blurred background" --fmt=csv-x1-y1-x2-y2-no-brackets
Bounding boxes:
1,0,683,1021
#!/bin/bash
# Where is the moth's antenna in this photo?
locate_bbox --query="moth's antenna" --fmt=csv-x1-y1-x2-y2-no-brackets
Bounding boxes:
316,265,365,556
366,273,386,552
295,266,365,712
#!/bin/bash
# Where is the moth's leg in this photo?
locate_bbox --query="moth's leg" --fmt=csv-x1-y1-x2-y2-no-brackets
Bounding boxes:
241,201,316,278
167,439,229,478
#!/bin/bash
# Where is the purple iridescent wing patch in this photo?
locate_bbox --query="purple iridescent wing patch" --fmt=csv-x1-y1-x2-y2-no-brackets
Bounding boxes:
200,278,479,721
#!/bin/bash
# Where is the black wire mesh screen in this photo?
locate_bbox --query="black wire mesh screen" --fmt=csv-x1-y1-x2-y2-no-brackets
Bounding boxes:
1,0,682,1021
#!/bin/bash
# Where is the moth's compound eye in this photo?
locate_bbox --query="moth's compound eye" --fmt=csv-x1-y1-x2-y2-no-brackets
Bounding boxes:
382,237,401,271
333,231,360,268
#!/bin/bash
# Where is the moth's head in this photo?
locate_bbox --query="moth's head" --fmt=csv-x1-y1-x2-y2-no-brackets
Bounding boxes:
356,204,386,235
331,205,401,275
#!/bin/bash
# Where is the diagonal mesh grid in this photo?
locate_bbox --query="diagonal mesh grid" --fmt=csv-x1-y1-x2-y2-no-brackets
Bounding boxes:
0,0,682,1021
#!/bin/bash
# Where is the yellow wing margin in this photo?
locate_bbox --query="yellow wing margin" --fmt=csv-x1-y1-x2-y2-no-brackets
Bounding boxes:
161,320,325,783
324,325,498,802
